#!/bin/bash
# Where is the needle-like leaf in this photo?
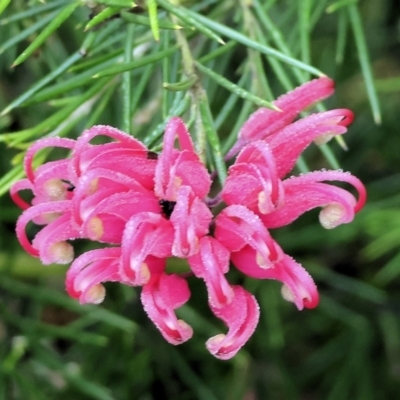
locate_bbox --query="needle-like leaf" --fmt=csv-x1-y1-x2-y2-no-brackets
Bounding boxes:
11,2,80,67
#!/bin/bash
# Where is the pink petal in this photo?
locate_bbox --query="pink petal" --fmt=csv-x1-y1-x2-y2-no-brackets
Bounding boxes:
32,159,75,201
214,205,283,268
154,117,211,200
32,212,80,264
162,117,196,154
66,247,123,304
170,186,212,257
188,236,233,308
82,146,156,190
231,249,319,310
222,141,284,214
226,77,335,158
16,200,71,257
120,212,174,285
24,137,76,183
155,149,211,200
73,125,147,177
72,167,146,224
267,109,353,177
83,214,126,243
206,286,260,360
141,272,193,345
261,170,367,229
173,151,211,199
81,188,160,243
10,179,33,210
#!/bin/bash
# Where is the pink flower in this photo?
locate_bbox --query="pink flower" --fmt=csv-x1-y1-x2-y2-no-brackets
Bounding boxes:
66,249,193,345
141,268,193,345
154,117,213,258
213,205,319,311
11,76,367,360
215,79,366,312
214,205,283,270
12,138,79,264
13,126,159,264
70,125,159,239
188,236,234,308
66,247,123,304
259,170,366,230
120,212,174,285
221,141,284,215
206,286,260,360
226,76,336,159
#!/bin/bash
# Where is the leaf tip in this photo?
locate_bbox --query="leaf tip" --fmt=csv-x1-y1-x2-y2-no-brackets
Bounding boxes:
373,112,382,125
0,108,9,117
336,135,348,151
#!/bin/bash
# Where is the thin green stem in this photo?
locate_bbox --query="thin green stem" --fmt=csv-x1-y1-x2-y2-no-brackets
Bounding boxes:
122,24,135,133
348,4,381,124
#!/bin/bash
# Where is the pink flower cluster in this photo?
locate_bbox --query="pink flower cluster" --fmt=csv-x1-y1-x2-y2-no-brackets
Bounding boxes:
11,77,366,360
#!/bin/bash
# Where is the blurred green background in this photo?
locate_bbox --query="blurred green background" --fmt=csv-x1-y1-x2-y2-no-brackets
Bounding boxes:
1,0,400,399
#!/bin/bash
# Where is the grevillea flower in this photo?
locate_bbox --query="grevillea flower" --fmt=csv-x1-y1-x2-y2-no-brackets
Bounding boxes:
225,76,336,159
11,76,366,360
12,138,79,264
206,286,260,360
141,266,194,345
154,117,212,258
217,80,366,310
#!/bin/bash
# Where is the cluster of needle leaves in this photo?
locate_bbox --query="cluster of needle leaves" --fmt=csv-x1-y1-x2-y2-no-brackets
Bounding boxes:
1,1,400,399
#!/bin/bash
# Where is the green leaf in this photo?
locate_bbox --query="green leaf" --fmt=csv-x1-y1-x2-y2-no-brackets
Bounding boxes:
197,40,237,64
96,0,136,6
326,0,358,13
121,9,183,29
85,82,118,128
144,92,190,147
214,71,249,131
348,4,381,124
122,24,135,133
0,0,65,25
298,0,312,80
185,7,325,77
84,6,121,31
93,45,178,77
157,0,225,45
0,0,11,16
130,62,157,116
68,47,124,73
195,62,278,110
148,0,160,41
163,75,197,91
11,2,80,67
335,9,348,64
252,0,306,83
0,10,57,55
25,53,121,104
1,52,81,116
1,77,112,146
198,94,227,184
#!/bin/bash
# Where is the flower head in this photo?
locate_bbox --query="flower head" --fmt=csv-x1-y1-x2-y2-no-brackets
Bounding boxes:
11,77,366,360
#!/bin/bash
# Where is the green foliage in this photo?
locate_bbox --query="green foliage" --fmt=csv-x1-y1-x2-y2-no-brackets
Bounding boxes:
1,0,400,399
